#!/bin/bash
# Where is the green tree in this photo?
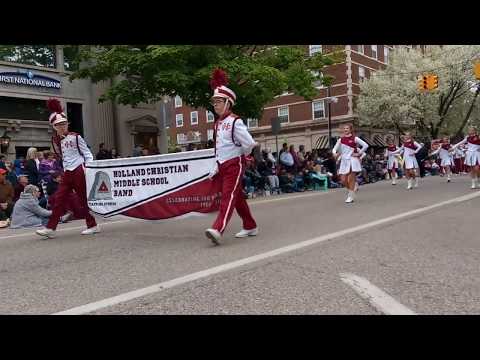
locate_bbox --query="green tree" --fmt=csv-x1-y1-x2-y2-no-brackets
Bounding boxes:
0,45,56,68
70,45,344,119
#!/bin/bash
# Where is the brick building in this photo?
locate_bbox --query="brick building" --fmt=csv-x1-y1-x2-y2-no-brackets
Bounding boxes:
171,45,426,153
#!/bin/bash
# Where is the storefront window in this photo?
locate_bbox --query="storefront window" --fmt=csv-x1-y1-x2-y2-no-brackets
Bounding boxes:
0,96,50,121
0,45,56,68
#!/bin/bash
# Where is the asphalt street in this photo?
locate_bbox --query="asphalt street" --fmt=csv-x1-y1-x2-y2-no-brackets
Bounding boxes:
1,174,479,314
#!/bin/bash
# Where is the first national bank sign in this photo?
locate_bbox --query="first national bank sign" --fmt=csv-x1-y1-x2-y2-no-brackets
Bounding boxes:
0,70,61,89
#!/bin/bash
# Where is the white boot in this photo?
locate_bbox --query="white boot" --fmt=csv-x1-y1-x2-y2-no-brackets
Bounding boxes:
392,178,396,185
414,178,419,188
407,179,412,190
345,191,354,203
447,174,451,182
472,179,477,189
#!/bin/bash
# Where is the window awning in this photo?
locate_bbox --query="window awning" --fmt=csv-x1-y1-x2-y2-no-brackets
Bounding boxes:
373,134,387,147
314,135,329,149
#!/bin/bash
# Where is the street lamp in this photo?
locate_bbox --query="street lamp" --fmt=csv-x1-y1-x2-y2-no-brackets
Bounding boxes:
0,130,10,154
325,86,338,149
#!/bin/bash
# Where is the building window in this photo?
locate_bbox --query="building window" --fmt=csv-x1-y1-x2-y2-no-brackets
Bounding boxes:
206,110,215,123
309,45,322,56
63,45,80,71
0,45,56,68
278,106,289,123
247,118,258,128
384,47,389,64
358,66,366,82
0,96,50,121
174,96,182,108
190,111,198,125
176,113,183,127
358,45,364,54
371,45,377,59
207,129,214,140
312,100,326,119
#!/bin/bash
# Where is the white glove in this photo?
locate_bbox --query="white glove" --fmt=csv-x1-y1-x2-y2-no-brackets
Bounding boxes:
208,162,219,180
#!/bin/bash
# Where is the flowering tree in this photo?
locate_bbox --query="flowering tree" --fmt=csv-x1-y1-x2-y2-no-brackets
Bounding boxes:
357,45,480,140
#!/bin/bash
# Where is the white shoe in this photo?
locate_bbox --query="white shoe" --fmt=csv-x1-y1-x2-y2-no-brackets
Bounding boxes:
407,179,412,190
447,176,451,182
81,225,101,235
235,228,259,238
392,179,396,185
414,179,419,188
345,196,354,203
36,227,56,238
205,228,222,245
472,180,477,189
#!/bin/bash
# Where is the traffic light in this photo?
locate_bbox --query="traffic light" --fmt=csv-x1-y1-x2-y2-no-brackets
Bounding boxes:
475,61,480,80
417,75,428,91
427,74,438,90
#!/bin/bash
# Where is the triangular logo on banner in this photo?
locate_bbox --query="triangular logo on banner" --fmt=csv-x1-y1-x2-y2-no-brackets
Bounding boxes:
98,181,109,192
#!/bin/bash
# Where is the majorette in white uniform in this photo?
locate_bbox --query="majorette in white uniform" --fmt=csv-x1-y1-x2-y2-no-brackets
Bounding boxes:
385,145,400,170
392,141,422,169
431,143,454,167
332,136,369,175
452,135,480,166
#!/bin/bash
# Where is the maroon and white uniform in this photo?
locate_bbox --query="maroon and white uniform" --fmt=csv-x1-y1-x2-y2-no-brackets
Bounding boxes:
393,141,422,169
210,112,257,234
47,132,97,231
332,135,368,175
385,145,400,170
431,143,454,167
452,135,480,166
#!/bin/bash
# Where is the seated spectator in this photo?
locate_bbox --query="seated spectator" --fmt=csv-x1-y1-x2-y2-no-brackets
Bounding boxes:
4,160,18,187
431,161,440,176
244,161,265,196
280,149,295,173
10,185,51,229
279,168,295,193
0,168,14,227
293,171,306,192
39,151,62,184
258,153,280,194
13,175,29,202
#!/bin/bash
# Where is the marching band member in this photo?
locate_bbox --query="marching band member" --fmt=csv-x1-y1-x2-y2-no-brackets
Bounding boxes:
205,69,258,245
36,99,99,239
430,136,454,182
451,126,480,189
385,137,400,185
332,123,368,203
391,132,423,190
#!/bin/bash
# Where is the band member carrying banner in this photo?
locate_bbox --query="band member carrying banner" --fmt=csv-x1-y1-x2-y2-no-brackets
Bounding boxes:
205,69,259,245
36,99,100,239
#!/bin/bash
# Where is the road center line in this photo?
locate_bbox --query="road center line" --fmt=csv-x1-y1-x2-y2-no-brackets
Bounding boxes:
53,190,480,315
340,273,416,315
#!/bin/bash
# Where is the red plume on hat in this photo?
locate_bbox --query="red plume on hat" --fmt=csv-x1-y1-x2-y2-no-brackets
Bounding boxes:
210,68,229,90
46,98,63,113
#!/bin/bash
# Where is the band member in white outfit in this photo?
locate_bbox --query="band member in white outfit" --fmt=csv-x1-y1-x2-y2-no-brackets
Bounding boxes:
384,137,400,185
332,123,368,203
391,132,423,190
451,126,480,189
430,136,454,182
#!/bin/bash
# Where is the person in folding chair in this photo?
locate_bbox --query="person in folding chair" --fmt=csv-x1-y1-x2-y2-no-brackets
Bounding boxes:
205,69,259,245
